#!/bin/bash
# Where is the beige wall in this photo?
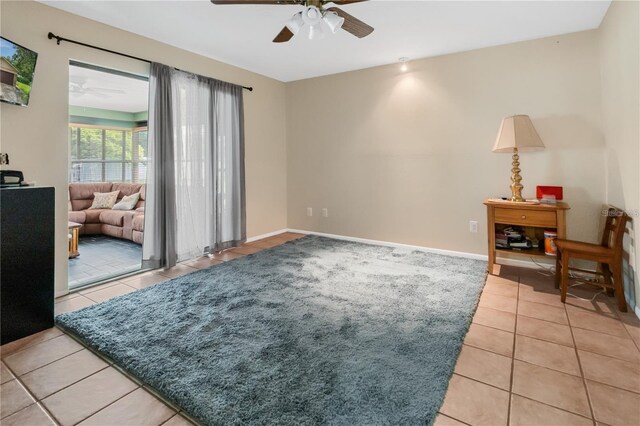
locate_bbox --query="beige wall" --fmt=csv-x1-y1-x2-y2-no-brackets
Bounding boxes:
599,0,640,309
0,1,287,295
4,1,636,308
287,31,606,256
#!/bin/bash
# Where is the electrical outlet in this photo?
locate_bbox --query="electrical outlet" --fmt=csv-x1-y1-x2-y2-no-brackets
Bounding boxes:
322,208,328,218
469,221,478,233
306,207,313,217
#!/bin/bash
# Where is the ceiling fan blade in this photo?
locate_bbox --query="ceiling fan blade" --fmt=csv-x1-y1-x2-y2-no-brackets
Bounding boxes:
273,26,294,43
326,7,374,38
211,0,301,4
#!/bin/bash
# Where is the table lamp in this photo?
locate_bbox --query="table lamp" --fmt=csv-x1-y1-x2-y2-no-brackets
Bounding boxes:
493,115,545,202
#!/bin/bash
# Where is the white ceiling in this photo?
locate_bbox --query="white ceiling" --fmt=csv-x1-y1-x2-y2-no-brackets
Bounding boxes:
69,65,149,112
43,0,611,82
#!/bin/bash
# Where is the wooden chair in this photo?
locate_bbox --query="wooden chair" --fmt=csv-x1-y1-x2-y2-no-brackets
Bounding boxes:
555,207,630,312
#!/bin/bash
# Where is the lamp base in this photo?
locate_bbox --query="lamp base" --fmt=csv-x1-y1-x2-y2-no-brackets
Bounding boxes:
510,148,525,202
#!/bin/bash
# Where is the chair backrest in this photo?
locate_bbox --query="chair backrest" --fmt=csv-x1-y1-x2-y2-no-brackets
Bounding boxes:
600,207,630,255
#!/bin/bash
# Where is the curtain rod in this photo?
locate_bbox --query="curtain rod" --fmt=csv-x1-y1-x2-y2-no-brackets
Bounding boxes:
47,32,254,92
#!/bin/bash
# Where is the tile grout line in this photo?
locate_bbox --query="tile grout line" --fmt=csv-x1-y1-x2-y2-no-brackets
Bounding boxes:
77,280,122,296
506,270,522,426
450,371,509,393
32,365,112,403
69,386,140,426
10,347,93,385
565,298,597,425
59,329,196,422
3,340,85,377
509,392,596,422
1,330,64,360
2,361,61,425
6,237,288,425
616,304,640,352
466,320,640,394
449,270,610,424
67,234,286,295
435,412,472,426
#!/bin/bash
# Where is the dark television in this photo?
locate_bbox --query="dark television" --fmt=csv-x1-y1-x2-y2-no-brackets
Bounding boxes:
1,37,38,107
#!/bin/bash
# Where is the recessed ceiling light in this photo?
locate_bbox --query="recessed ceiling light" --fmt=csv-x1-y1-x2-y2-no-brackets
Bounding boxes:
398,57,410,72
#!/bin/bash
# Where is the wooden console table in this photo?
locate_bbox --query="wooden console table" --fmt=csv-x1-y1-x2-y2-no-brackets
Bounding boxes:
68,221,82,258
485,199,569,273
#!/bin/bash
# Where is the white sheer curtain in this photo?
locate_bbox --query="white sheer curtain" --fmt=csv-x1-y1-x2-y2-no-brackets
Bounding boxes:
171,72,214,261
144,63,245,268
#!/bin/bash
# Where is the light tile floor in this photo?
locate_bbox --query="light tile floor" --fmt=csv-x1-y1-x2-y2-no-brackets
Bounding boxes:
2,234,639,425
437,264,640,426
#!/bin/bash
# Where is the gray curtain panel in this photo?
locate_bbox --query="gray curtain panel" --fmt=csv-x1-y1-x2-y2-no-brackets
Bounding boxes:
142,63,177,269
208,80,246,252
143,63,246,268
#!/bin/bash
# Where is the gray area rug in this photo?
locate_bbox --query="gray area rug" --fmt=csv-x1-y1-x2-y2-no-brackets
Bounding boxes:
57,236,487,425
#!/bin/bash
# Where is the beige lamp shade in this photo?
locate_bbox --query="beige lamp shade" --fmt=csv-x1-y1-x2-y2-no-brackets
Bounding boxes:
493,115,545,153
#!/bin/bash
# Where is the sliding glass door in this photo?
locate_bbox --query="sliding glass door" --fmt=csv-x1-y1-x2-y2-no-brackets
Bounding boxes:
67,61,150,289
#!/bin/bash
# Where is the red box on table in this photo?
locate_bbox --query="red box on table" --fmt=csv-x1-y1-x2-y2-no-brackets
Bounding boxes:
536,186,563,200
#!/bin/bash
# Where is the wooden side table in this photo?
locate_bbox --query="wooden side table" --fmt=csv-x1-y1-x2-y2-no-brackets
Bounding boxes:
484,199,570,273
68,221,82,258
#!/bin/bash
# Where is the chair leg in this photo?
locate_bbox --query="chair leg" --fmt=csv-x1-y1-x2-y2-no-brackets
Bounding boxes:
555,250,562,289
560,253,570,303
601,263,614,297
610,262,628,312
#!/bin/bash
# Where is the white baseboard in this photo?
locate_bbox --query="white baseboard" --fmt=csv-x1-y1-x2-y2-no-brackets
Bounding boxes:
286,228,639,319
286,229,487,261
246,229,288,243
287,229,555,273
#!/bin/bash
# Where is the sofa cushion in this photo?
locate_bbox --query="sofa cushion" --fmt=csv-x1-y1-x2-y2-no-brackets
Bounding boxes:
101,224,123,239
81,223,102,235
84,209,107,224
69,183,113,211
132,214,145,232
99,210,128,227
112,192,140,210
68,211,86,224
112,182,143,199
90,191,120,209
68,182,145,244
135,185,146,210
132,230,144,245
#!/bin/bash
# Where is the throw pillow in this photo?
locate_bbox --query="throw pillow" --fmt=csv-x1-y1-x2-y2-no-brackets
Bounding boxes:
112,192,141,211
89,191,120,209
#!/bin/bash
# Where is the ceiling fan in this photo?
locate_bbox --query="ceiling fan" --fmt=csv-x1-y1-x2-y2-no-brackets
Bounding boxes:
69,76,125,99
210,0,374,43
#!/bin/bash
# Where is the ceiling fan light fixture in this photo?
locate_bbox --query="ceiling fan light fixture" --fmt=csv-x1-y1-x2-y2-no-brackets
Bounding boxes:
286,11,304,35
308,23,325,40
323,11,344,34
301,6,322,26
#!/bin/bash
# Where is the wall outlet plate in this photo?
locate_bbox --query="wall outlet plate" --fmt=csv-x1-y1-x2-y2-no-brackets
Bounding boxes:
469,221,478,233
322,208,328,218
306,207,313,217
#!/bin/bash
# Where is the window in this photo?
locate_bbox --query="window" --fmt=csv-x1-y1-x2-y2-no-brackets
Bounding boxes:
69,125,148,183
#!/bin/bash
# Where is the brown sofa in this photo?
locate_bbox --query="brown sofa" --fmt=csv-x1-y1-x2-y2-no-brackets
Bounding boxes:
68,182,145,244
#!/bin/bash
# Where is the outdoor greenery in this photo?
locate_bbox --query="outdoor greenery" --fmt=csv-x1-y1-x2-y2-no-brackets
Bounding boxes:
6,45,36,85
16,81,30,96
69,126,148,183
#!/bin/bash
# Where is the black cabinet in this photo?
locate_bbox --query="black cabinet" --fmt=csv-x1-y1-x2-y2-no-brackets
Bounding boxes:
1,186,55,344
